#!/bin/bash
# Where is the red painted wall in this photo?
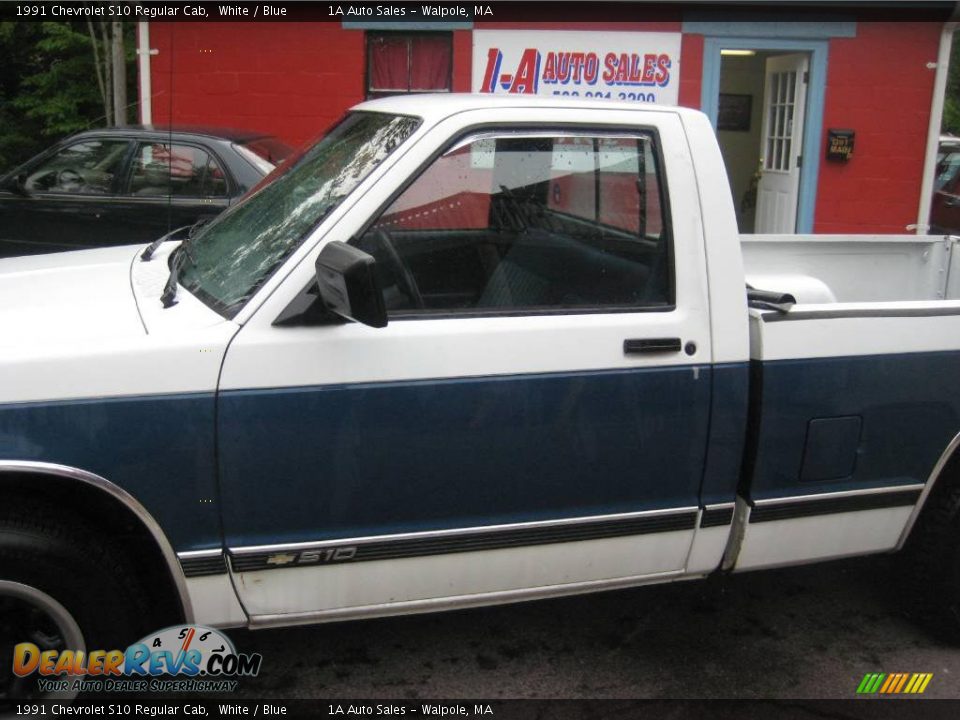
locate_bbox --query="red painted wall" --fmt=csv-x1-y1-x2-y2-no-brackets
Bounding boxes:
816,22,941,233
144,21,941,234
678,33,703,109
145,21,697,149
147,22,366,148
452,29,473,92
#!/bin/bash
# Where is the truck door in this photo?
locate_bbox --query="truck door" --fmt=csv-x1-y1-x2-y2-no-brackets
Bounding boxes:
217,118,714,623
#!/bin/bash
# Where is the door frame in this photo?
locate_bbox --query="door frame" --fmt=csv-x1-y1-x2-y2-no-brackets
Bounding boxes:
700,37,828,234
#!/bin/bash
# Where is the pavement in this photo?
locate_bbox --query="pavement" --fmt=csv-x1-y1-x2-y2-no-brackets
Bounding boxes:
221,553,960,701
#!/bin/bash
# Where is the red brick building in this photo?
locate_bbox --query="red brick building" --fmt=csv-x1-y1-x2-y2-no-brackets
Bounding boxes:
140,4,956,234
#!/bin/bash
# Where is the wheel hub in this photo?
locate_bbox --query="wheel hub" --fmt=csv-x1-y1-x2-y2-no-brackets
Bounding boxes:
0,580,84,701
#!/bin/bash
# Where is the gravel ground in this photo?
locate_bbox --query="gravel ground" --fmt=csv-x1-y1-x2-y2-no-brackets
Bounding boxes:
221,554,960,701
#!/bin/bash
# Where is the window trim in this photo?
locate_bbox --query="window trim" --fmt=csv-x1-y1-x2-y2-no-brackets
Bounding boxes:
348,124,677,321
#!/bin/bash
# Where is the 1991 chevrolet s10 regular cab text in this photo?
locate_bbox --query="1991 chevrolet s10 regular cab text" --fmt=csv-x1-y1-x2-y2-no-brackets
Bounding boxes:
3,95,960,689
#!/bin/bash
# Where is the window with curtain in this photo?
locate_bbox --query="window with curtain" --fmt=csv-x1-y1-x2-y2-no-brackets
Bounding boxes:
367,33,452,98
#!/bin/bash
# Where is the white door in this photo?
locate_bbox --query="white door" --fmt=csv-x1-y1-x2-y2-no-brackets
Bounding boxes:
216,114,715,625
755,53,809,234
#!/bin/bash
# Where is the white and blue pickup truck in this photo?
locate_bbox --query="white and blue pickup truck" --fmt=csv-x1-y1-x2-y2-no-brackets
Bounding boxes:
3,95,960,687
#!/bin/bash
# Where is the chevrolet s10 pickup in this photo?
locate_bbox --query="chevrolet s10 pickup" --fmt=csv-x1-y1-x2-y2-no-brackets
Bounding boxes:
3,95,960,696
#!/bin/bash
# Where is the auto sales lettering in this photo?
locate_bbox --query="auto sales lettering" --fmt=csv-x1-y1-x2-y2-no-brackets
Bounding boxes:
12,625,261,693
472,30,681,104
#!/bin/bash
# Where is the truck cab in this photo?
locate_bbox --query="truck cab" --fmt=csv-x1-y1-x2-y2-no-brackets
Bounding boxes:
3,97,960,690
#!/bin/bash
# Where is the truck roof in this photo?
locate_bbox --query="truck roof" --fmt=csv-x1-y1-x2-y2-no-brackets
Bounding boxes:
353,92,701,122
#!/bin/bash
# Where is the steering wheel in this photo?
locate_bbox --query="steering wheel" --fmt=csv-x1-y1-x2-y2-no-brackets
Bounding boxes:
56,168,85,192
498,184,529,231
374,228,423,309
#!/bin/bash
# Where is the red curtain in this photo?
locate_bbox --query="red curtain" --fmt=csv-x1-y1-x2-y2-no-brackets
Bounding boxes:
410,36,451,91
369,35,408,91
369,34,451,93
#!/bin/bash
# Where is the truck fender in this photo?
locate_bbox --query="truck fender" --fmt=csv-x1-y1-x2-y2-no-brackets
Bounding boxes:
896,430,960,550
0,459,195,623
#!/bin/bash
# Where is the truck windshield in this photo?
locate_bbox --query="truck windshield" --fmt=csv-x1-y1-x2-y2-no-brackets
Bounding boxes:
179,111,421,317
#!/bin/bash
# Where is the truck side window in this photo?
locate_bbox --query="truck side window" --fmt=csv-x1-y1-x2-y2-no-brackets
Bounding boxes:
352,131,672,315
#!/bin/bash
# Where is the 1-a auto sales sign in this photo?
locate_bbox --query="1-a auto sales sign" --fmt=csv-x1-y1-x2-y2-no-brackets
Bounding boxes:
472,30,681,105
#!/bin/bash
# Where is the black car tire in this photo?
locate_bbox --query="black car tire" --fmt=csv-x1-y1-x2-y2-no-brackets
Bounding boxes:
0,500,153,701
903,477,960,639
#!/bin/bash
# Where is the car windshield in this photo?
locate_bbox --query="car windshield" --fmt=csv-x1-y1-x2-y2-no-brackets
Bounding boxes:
179,111,421,317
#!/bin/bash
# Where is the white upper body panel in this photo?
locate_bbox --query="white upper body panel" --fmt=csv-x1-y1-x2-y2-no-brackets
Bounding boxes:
0,245,144,348
222,98,748,391
749,305,960,361
743,235,960,361
0,243,236,405
17,95,960,405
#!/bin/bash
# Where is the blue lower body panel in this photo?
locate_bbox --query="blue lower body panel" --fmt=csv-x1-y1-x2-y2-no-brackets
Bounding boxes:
748,352,960,500
700,363,750,506
0,393,219,550
218,366,713,548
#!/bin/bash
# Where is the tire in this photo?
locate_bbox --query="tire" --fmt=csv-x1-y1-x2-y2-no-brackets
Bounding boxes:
0,500,154,702
902,478,960,639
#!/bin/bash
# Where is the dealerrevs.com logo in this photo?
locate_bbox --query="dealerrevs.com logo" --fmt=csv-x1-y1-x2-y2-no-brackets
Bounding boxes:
13,625,262,694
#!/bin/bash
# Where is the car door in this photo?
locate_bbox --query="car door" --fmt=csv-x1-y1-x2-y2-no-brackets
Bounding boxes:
110,140,232,243
931,168,960,234
216,112,714,624
0,137,133,257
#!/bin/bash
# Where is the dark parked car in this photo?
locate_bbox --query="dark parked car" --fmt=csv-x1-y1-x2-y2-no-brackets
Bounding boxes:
930,135,960,235
0,126,293,257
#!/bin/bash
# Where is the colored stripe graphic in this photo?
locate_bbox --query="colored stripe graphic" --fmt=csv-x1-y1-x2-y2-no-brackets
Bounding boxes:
893,673,909,693
857,673,884,693
857,672,932,694
879,674,896,693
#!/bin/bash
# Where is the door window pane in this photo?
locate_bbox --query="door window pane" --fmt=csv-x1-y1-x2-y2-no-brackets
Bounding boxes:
352,132,672,315
24,139,130,195
128,143,228,198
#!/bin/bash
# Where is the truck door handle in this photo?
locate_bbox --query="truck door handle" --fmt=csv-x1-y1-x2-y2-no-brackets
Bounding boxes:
623,338,682,354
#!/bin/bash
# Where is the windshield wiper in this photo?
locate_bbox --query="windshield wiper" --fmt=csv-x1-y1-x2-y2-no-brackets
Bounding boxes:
141,218,211,261
160,239,196,308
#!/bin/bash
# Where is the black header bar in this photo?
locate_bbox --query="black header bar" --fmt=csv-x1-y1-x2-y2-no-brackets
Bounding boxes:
0,1,954,24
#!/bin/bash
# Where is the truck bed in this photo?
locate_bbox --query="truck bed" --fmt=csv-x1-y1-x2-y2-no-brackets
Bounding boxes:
742,234,960,303
733,234,960,572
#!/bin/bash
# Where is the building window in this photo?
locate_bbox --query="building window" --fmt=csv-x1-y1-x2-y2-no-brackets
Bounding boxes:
367,32,452,98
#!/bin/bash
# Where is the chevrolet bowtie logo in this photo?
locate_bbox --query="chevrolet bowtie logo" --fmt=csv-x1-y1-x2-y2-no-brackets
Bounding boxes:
266,553,297,566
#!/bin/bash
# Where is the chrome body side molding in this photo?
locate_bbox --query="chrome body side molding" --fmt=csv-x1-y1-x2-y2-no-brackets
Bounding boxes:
228,506,699,572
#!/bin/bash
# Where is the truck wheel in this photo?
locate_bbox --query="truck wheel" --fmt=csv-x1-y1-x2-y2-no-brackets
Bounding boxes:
903,478,960,639
0,501,153,701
